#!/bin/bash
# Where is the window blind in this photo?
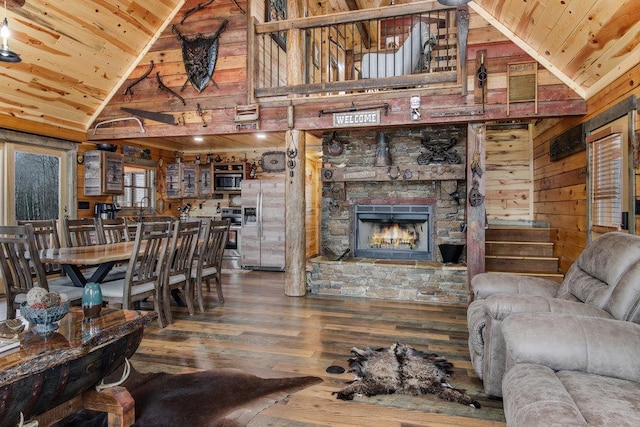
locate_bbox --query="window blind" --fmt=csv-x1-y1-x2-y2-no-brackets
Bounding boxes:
590,132,622,229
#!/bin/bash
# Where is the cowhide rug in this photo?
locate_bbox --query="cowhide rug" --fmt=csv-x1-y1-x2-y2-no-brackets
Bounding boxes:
57,364,322,427
333,342,480,408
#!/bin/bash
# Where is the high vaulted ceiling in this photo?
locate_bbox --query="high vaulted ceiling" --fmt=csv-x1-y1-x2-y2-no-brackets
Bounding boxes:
0,0,638,142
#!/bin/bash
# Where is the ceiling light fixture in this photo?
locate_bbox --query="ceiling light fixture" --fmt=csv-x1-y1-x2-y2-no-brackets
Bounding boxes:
0,0,20,63
437,0,471,6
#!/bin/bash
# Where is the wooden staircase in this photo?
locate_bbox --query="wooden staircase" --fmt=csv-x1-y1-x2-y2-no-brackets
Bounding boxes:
485,227,564,282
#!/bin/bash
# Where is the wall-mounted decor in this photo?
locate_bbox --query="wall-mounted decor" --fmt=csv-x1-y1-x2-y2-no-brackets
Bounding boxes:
507,62,537,115
550,123,585,162
172,20,228,93
260,151,286,172
266,0,287,51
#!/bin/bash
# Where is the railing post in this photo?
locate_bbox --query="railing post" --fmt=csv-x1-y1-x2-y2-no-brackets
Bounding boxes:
287,0,304,87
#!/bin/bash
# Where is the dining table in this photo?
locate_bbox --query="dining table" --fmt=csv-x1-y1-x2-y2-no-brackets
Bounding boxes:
38,241,139,287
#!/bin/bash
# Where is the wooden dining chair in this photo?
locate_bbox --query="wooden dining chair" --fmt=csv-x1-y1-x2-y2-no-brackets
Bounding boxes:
0,225,84,319
161,220,201,325
17,219,63,277
98,217,130,244
99,222,172,328
62,218,104,247
190,219,230,312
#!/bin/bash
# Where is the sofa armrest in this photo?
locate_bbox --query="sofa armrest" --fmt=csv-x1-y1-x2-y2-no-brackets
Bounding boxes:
471,272,561,300
503,314,640,383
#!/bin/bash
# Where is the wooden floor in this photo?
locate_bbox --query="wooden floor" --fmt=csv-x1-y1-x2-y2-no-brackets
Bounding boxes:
132,269,506,426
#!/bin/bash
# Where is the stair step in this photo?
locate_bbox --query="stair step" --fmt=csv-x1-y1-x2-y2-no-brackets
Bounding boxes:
486,241,554,257
486,255,559,274
486,227,554,243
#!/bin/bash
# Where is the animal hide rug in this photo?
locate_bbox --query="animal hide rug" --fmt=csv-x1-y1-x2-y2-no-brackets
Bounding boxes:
334,343,480,408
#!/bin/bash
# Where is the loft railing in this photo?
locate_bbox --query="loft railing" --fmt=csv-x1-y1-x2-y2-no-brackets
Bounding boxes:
252,3,464,100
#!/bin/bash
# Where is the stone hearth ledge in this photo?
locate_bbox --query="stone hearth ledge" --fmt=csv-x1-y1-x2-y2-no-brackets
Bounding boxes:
307,256,468,304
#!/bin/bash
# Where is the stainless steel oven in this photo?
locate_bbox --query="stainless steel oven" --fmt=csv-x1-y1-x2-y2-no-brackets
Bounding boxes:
221,208,242,269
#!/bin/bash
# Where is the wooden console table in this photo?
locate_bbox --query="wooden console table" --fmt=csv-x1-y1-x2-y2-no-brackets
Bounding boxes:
0,308,157,427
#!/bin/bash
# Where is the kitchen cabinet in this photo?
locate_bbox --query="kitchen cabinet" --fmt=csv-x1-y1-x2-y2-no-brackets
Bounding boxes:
84,150,124,196
198,164,213,197
165,162,198,199
241,179,285,271
165,163,181,199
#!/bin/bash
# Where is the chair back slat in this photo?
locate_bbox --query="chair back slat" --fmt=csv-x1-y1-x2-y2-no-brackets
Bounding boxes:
167,221,201,276
98,218,130,244
123,222,172,308
63,218,104,247
160,220,202,324
191,219,230,311
0,225,50,318
17,219,62,275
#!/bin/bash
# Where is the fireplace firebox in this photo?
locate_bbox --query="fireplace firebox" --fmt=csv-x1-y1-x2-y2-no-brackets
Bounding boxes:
354,204,433,260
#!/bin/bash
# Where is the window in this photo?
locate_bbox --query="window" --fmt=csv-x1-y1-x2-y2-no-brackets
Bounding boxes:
588,126,624,232
14,151,60,221
116,166,155,211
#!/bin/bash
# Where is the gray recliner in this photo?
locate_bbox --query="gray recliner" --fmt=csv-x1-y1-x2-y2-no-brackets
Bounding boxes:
467,231,640,397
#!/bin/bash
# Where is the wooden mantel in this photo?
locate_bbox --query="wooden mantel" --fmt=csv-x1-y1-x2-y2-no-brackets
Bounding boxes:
321,164,465,182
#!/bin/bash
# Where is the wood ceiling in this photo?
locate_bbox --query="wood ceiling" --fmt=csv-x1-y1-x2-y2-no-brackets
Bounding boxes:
0,0,638,150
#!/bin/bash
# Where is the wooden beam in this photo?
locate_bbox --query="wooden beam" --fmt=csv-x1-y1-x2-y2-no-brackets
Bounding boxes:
7,0,25,8
466,123,486,290
256,1,452,34
285,129,306,297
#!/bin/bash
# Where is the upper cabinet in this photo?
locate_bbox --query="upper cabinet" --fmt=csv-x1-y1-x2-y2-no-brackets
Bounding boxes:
84,150,124,196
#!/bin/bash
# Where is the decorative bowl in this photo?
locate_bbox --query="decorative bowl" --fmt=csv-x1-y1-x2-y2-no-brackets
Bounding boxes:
20,302,70,335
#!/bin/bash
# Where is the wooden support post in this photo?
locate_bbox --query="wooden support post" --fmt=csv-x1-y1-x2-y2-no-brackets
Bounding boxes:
83,386,135,427
285,129,307,297
32,386,134,427
466,123,486,294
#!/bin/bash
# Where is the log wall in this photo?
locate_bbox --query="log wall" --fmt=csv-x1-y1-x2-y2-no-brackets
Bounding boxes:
533,63,640,272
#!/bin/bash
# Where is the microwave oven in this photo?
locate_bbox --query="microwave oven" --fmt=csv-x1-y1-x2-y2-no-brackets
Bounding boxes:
214,172,243,191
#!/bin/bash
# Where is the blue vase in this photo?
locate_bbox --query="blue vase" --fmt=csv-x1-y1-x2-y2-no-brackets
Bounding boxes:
82,282,103,318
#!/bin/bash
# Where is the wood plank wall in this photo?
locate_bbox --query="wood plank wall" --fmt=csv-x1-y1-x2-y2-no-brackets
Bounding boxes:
485,124,533,222
533,63,640,273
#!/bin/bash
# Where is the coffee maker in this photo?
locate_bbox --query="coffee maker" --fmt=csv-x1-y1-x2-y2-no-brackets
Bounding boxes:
94,203,119,219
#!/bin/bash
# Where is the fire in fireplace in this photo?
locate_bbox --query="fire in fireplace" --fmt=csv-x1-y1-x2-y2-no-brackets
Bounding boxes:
354,204,432,260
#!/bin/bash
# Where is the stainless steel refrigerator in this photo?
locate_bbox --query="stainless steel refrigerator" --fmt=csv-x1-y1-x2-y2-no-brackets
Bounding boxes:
241,178,285,270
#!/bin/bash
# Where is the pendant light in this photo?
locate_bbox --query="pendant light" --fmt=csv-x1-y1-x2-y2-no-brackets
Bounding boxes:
0,0,21,63
437,0,471,6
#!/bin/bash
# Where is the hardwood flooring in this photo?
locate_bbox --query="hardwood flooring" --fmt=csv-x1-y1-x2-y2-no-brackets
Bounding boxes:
132,269,506,426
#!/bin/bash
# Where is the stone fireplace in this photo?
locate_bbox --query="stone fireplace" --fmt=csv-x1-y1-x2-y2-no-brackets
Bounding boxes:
307,126,469,304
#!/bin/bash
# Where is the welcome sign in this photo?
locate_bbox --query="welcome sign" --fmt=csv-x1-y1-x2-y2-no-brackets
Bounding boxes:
333,109,380,127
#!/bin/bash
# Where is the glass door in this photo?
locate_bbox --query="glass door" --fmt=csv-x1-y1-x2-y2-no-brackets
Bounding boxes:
3,143,71,224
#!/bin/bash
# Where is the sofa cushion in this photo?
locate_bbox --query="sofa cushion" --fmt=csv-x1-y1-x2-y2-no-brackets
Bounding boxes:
605,261,640,322
503,363,588,427
565,232,640,309
558,370,640,427
503,364,640,427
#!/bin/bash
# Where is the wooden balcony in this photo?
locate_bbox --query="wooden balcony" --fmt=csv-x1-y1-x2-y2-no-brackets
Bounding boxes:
252,3,465,100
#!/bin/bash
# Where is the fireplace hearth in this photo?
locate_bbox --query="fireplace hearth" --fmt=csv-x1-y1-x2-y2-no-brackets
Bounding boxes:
354,204,432,260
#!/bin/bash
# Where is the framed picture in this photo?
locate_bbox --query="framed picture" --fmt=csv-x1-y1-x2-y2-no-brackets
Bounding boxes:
266,0,287,51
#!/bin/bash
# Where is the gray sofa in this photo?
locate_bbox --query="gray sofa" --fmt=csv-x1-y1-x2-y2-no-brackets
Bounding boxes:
467,231,640,397
502,314,640,426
